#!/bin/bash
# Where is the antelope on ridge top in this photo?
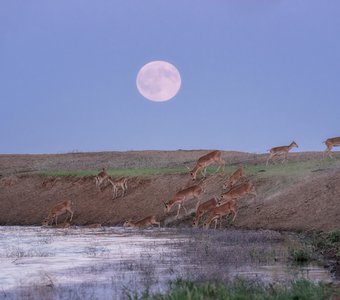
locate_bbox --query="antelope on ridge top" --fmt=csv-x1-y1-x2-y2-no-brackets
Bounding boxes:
189,150,225,181
323,137,340,158
266,141,298,166
164,184,204,219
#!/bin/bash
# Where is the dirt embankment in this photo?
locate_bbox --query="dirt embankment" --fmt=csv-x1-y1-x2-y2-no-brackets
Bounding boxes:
0,150,339,232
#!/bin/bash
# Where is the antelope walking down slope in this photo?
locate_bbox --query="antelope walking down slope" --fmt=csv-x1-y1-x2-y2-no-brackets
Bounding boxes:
189,150,225,181
223,167,245,190
95,168,110,191
123,216,160,228
203,200,237,229
266,141,298,166
164,184,204,219
42,200,74,226
218,181,256,206
324,137,340,158
108,177,128,199
192,197,218,227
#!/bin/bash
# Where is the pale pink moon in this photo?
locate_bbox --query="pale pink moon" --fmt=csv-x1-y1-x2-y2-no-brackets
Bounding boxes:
136,61,181,102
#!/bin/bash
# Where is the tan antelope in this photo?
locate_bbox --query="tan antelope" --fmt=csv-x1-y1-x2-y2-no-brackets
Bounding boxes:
189,150,225,180
95,168,110,191
192,197,218,228
324,137,340,158
123,216,160,228
164,184,204,219
42,200,74,226
223,167,245,190
218,181,256,206
203,200,237,229
108,177,128,199
266,141,298,166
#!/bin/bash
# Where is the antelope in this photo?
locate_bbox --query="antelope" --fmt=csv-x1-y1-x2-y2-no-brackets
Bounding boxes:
192,197,218,228
123,216,160,228
203,200,237,229
266,141,298,166
324,137,340,158
218,181,256,206
108,177,128,199
95,168,110,191
164,184,204,219
222,167,245,190
42,200,74,226
189,150,225,181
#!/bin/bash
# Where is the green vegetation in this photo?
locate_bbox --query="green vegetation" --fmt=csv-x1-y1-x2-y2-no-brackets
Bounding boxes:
31,155,340,178
311,229,340,259
127,279,332,300
34,167,187,177
289,248,312,264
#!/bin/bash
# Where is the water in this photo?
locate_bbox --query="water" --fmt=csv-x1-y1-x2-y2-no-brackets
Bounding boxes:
0,226,335,299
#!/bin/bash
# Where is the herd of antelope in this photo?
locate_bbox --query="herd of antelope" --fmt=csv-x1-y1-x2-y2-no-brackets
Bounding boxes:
42,136,340,229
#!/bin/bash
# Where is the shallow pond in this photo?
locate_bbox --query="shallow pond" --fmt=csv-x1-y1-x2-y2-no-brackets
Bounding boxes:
0,226,336,299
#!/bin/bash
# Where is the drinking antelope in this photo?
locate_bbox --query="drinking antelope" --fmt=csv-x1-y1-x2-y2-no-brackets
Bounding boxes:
189,150,225,180
123,216,160,228
95,168,110,191
192,197,218,228
324,137,340,158
108,177,128,199
42,200,74,226
222,167,245,190
218,181,256,206
266,141,298,166
164,184,204,219
203,200,237,229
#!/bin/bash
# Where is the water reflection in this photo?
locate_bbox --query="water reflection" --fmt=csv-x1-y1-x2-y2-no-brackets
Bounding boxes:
0,226,335,299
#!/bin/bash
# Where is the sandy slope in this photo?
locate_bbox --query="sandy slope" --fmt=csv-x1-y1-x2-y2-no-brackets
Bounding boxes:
0,150,339,232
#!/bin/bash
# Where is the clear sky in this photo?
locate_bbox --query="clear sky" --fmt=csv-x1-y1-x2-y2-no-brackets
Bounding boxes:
1,1,339,154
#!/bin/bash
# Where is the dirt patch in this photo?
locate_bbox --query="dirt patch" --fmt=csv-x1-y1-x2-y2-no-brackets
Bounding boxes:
0,150,339,232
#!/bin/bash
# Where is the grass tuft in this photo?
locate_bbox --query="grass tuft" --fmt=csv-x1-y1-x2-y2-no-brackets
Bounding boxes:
128,278,331,300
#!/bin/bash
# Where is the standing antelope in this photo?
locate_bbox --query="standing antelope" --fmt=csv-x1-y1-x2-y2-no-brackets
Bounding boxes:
324,137,340,158
203,200,237,229
164,184,204,219
192,197,218,228
266,141,298,166
42,200,74,226
218,181,256,206
223,167,245,190
95,168,110,191
189,150,225,180
123,216,160,228
108,177,128,199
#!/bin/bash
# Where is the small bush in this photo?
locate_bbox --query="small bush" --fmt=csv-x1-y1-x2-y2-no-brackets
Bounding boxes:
326,230,340,244
289,248,311,264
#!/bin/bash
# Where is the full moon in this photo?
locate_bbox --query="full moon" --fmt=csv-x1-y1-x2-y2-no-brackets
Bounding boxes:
136,60,181,102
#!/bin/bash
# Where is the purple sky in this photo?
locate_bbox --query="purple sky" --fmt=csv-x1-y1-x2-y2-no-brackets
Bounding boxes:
1,1,339,154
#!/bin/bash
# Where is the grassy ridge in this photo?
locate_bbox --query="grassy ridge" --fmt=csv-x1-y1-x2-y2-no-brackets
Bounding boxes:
32,156,340,178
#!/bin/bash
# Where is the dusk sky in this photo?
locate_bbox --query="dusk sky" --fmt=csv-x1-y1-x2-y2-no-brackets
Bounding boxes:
1,1,339,154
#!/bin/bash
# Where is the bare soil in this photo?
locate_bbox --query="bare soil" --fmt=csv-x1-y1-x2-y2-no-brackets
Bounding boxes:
0,150,339,232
